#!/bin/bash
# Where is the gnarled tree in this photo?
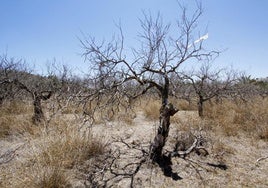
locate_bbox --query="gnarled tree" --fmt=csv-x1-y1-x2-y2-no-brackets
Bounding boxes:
0,55,61,124
183,62,237,117
81,3,218,161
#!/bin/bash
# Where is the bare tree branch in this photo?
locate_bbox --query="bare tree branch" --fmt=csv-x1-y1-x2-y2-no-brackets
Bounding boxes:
80,2,219,165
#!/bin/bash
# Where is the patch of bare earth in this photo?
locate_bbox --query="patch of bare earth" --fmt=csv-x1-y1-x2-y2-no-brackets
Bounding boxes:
82,111,268,187
0,111,267,187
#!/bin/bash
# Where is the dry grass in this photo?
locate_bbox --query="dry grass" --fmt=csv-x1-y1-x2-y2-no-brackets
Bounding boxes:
0,100,32,116
0,115,39,139
0,124,106,187
142,99,161,120
36,127,106,169
1,96,268,187
0,101,106,187
204,97,268,139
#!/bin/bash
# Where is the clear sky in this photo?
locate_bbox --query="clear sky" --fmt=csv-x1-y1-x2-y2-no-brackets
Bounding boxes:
0,0,267,78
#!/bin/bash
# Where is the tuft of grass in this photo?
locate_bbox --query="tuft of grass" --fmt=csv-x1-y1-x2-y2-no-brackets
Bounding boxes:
0,115,38,139
0,121,106,187
204,97,268,139
36,166,68,188
141,99,161,120
0,100,32,116
37,127,106,169
1,163,69,188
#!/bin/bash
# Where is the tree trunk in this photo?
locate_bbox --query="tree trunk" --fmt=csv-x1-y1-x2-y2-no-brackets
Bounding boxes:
150,77,178,161
198,99,204,117
32,91,52,124
150,103,178,161
32,95,45,124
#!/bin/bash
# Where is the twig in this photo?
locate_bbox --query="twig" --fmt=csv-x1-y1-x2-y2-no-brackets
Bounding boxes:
256,156,268,163
0,144,24,165
169,136,208,158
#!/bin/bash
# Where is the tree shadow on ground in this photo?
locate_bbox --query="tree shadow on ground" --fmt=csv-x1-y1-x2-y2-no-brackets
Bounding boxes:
154,155,182,181
154,154,228,181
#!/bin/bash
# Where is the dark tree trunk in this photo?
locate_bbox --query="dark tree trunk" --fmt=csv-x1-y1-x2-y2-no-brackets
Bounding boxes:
0,97,3,106
32,91,52,124
32,95,45,124
150,77,178,161
197,98,204,117
150,103,178,161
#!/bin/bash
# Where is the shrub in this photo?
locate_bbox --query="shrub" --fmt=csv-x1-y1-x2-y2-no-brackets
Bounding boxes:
37,127,106,168
0,115,37,139
0,100,32,116
142,99,161,120
204,97,268,139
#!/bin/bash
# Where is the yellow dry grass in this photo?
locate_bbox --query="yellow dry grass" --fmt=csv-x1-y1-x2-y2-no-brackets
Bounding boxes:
142,98,161,120
0,96,267,187
140,96,196,121
36,126,105,169
204,97,268,140
0,101,106,187
0,100,32,116
0,115,39,139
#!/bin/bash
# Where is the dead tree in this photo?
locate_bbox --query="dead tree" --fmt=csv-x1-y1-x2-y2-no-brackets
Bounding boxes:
10,77,53,124
81,3,218,162
0,55,23,104
0,55,59,124
183,62,236,117
32,91,52,124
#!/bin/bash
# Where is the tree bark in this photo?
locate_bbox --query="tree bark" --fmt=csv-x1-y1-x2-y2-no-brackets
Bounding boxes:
32,91,52,124
150,103,178,161
150,77,179,161
198,96,204,117
32,95,45,124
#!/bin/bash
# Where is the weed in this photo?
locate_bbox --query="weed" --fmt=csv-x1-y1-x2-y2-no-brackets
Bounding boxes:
204,97,268,139
37,127,106,168
0,100,32,116
142,99,161,120
0,115,37,139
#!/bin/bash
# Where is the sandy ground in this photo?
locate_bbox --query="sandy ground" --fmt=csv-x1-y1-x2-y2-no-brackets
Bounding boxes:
1,111,268,187
87,111,268,187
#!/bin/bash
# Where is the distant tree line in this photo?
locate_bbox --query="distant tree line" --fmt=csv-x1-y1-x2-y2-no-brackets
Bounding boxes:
1,53,267,123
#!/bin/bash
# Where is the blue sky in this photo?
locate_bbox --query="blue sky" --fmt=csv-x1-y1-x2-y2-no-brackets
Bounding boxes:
0,0,267,77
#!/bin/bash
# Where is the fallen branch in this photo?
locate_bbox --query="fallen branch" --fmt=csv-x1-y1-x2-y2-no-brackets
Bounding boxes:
256,156,268,163
87,138,149,187
0,144,24,165
169,136,208,158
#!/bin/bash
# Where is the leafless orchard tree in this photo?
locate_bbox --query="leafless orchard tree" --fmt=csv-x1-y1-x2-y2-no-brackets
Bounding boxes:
0,55,33,104
80,3,218,162
0,55,61,124
182,62,237,117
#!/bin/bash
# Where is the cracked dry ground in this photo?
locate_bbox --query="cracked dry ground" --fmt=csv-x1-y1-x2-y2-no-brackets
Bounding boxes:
0,111,268,187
